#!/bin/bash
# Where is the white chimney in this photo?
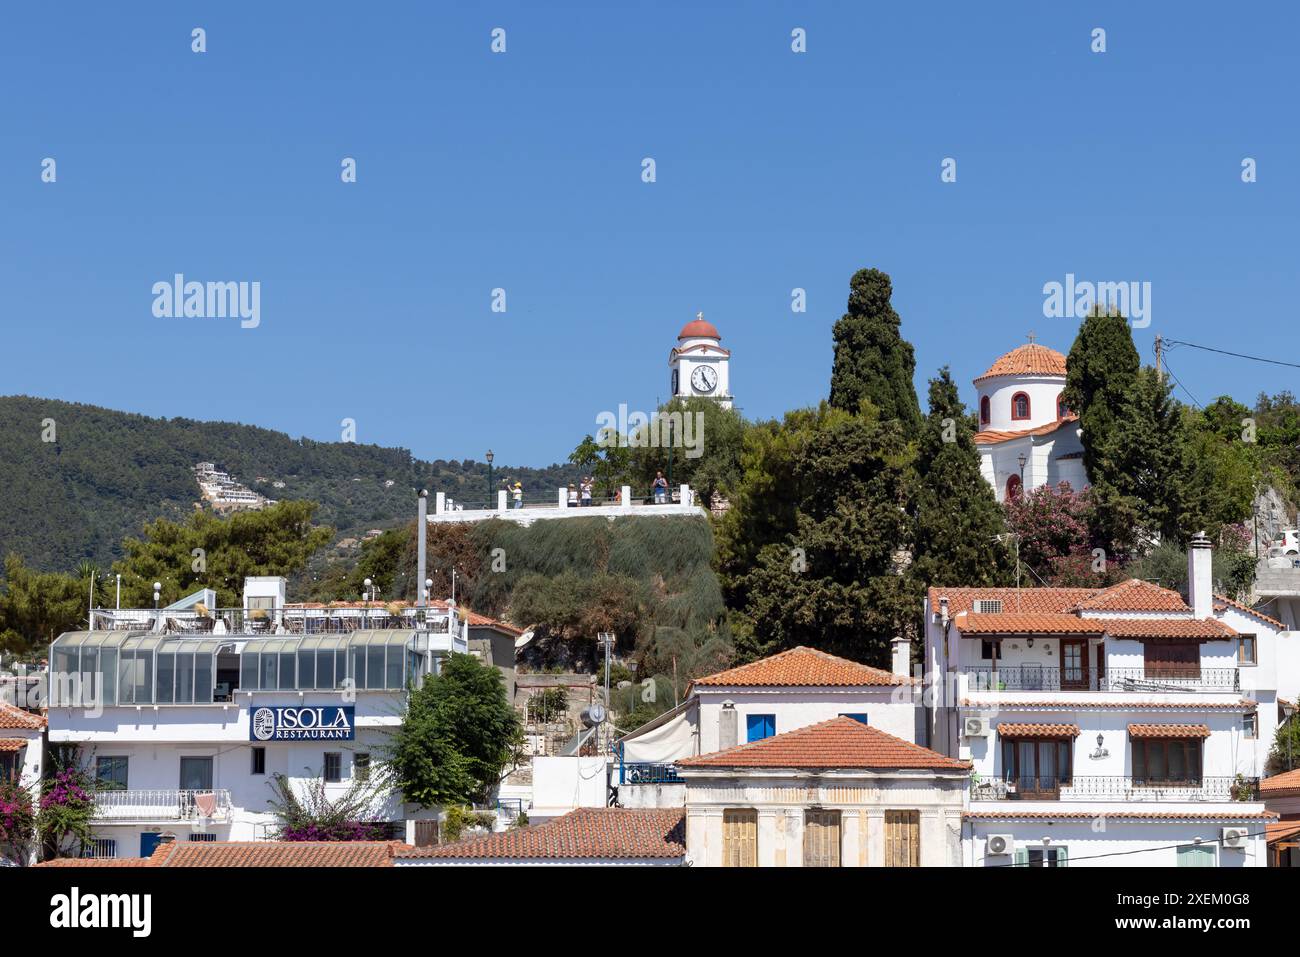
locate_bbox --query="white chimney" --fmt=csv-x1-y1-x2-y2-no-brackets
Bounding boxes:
718,701,737,750
1188,531,1213,618
891,636,912,678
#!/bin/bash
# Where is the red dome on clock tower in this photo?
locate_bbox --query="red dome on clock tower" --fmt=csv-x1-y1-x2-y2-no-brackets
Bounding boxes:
678,315,721,340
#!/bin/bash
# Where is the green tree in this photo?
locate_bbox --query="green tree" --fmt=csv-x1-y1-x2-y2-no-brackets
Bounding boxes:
111,500,334,607
630,397,749,508
723,402,917,665
827,268,922,430
1097,366,1186,550
569,428,633,499
0,555,85,656
388,653,521,808
1063,306,1140,478
910,368,1013,589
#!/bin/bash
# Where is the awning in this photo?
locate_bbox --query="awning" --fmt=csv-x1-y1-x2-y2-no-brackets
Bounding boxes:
0,739,28,752
997,723,1080,739
1127,724,1211,738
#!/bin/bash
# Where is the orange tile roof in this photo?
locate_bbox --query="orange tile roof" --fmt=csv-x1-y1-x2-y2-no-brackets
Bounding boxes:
0,738,28,752
965,810,1275,821
975,415,1078,445
1214,595,1284,630
1072,578,1189,612
961,699,1254,711
1127,723,1211,739
691,646,909,688
957,613,1106,635
955,613,1234,640
974,343,1069,382
0,703,44,730
929,587,1099,616
996,723,1080,738
1266,821,1300,844
1261,768,1300,796
395,808,685,861
676,716,969,770
1104,618,1236,640
35,841,400,867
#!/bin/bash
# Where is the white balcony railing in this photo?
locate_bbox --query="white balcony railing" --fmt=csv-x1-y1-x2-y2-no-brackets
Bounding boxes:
93,788,233,822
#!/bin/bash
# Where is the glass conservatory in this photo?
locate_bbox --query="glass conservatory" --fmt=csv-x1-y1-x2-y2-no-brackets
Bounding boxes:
49,629,425,706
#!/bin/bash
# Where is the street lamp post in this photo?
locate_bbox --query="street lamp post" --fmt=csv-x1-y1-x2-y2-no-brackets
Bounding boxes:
1016,452,1027,497
486,449,494,506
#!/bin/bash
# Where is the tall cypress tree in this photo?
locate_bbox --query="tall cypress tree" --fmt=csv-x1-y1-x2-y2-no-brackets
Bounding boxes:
828,268,922,429
1062,305,1140,481
910,368,1013,588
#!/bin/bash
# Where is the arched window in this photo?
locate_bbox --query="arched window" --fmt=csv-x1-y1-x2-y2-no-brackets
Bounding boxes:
1057,393,1069,419
1006,474,1023,501
1011,392,1031,421
980,396,991,425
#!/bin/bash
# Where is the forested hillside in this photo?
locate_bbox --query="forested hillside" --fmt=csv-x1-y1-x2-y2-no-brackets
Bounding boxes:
0,395,576,570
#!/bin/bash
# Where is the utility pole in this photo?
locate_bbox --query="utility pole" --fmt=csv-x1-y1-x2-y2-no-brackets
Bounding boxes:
1155,334,1164,383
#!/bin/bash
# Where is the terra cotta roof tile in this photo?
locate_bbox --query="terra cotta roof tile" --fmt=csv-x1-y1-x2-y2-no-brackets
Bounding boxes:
676,716,969,771
691,646,910,688
0,703,44,730
395,807,686,861
996,723,1080,738
1127,723,1211,738
974,343,1068,382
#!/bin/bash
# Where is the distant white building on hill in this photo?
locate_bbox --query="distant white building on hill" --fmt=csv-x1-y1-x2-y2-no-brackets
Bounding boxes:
973,340,1087,502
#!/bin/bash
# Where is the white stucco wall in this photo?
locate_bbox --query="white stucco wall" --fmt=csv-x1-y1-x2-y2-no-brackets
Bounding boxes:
694,687,920,755
977,375,1066,432
965,818,1267,867
683,772,966,867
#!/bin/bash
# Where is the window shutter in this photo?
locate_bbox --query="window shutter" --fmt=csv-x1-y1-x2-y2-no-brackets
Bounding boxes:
1056,847,1068,868
1014,847,1028,867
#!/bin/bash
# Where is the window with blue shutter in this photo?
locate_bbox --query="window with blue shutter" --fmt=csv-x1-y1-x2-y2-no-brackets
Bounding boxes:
840,713,869,725
746,714,776,742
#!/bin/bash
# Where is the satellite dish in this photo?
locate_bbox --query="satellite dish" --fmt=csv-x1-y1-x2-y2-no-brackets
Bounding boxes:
581,703,608,728
514,629,535,650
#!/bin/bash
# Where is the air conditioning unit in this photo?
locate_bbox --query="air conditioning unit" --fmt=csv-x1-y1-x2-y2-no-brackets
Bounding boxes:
963,716,991,738
986,834,1014,856
1221,827,1249,849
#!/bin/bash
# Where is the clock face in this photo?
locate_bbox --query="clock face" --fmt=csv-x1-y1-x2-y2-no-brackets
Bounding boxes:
690,365,718,393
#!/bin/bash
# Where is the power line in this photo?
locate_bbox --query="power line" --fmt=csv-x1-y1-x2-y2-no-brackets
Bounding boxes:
1163,338,1300,371
1161,358,1203,409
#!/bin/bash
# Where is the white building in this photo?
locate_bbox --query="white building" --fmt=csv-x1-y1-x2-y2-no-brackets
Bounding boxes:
45,578,469,859
0,702,45,866
924,534,1281,867
973,340,1087,502
675,716,968,867
615,644,922,810
669,313,733,409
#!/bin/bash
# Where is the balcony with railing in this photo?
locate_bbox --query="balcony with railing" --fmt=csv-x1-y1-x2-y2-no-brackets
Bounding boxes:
93,788,233,822
970,775,1259,802
92,605,455,636
963,665,1239,694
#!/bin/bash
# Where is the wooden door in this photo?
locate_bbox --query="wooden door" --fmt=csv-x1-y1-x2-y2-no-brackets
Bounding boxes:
803,810,842,867
884,810,920,867
722,809,758,867
1059,639,1089,690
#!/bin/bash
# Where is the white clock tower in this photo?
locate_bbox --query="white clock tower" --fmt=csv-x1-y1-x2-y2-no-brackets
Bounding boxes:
669,312,732,409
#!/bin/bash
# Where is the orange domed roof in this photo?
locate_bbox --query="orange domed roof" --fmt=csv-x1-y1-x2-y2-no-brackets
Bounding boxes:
975,343,1067,383
678,316,721,340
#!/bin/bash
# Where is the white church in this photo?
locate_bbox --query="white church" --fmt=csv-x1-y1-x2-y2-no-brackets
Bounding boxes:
972,339,1088,502
669,313,733,409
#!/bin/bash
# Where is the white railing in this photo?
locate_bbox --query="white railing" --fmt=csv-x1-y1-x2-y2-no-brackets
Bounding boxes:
93,788,233,822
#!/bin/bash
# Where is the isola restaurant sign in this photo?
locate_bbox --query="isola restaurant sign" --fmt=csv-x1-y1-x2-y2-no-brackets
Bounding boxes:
251,705,355,741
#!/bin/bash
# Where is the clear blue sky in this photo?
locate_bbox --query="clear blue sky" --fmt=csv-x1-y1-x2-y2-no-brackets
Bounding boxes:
3,2,1296,467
